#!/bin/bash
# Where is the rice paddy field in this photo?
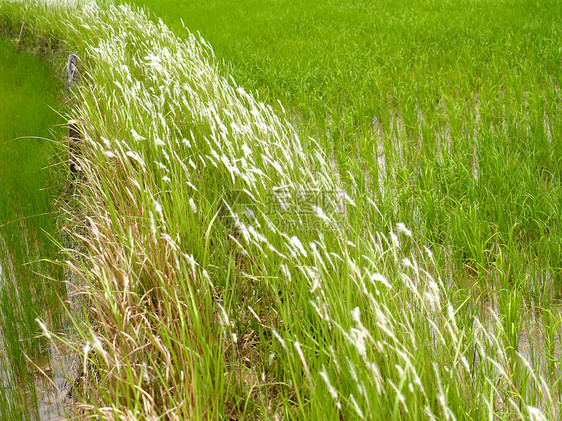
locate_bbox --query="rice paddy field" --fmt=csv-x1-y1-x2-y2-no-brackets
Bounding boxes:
0,0,560,419
0,37,67,418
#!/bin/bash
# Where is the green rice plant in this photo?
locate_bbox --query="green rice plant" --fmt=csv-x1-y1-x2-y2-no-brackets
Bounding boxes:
540,308,560,381
0,37,65,419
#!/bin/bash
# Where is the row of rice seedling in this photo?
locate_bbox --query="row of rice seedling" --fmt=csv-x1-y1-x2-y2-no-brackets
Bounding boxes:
0,37,66,419
0,0,560,419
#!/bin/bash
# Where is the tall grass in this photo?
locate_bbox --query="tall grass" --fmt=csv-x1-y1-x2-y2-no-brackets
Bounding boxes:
0,0,560,419
0,37,66,419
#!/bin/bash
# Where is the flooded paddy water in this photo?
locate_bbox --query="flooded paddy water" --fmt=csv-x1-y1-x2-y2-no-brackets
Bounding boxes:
0,39,69,419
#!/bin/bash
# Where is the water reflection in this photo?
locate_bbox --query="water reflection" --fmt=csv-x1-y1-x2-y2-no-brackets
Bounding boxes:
0,234,70,420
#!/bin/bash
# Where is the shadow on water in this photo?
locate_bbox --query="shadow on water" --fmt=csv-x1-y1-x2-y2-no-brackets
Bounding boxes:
0,39,68,419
